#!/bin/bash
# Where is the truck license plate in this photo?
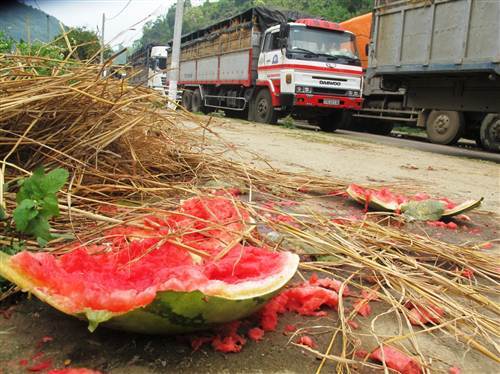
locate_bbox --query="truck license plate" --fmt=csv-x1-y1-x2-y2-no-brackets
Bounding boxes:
324,99,340,106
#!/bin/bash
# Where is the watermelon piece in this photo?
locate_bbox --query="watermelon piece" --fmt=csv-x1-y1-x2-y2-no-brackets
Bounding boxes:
346,184,482,219
370,345,422,374
0,197,299,335
308,273,351,296
247,327,265,341
353,299,372,317
297,335,316,348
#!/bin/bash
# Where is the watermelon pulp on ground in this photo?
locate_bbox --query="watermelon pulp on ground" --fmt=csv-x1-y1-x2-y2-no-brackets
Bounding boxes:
346,184,482,218
0,197,299,334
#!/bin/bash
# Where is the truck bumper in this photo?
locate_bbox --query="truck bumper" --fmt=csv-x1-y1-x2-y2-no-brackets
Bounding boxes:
293,94,363,110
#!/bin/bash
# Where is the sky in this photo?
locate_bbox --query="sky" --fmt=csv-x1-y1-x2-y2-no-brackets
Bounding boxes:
24,0,204,47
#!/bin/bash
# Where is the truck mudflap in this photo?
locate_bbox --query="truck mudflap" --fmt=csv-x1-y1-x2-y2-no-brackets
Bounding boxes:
294,94,363,110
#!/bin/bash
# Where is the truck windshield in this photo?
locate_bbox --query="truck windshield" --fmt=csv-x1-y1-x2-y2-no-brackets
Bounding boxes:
287,26,359,64
157,57,167,70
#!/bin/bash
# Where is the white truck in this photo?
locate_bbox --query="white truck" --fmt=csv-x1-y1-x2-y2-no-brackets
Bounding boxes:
169,7,363,131
127,44,169,95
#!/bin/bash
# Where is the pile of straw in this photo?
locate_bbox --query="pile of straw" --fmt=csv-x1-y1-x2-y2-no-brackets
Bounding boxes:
0,52,498,373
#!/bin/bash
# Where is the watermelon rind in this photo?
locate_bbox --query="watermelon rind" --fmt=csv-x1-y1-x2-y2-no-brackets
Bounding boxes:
400,200,445,221
346,184,399,212
441,198,483,218
0,250,299,334
346,184,483,219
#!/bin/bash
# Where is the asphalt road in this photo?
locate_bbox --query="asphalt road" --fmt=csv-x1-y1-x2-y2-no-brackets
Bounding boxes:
296,123,500,163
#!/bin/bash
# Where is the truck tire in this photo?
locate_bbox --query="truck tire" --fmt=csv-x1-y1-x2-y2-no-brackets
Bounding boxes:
181,90,192,111
426,110,464,145
315,111,352,132
253,89,277,124
191,89,205,113
316,117,338,132
480,113,500,153
367,120,394,135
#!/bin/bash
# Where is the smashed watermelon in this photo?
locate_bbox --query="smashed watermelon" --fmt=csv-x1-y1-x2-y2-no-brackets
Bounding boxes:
0,197,299,334
346,184,482,219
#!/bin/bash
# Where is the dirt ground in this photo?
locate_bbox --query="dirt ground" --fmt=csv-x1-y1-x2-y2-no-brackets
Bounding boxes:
1,116,499,374
208,118,500,214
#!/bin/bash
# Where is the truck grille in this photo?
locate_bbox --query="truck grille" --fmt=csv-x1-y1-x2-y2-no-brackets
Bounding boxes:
311,87,348,96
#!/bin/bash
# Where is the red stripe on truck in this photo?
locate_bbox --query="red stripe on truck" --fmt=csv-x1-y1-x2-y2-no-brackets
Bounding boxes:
258,64,362,75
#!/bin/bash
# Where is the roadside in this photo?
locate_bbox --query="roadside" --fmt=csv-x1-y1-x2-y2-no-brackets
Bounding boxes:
205,117,500,214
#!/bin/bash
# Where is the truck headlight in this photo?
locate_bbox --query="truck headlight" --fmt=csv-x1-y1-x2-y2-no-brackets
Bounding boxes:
295,86,312,94
347,90,360,97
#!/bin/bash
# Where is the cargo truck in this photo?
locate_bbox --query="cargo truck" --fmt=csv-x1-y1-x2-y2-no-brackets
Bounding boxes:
168,7,363,131
364,0,500,152
128,44,169,95
340,13,419,136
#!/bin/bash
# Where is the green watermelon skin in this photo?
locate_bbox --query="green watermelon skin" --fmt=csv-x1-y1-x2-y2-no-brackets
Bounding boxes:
98,290,277,335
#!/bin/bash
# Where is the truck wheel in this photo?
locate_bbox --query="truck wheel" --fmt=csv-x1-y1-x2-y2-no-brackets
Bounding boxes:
368,121,394,135
317,117,338,133
181,90,192,111
480,113,500,153
317,111,352,132
426,110,464,145
254,89,277,124
191,89,205,113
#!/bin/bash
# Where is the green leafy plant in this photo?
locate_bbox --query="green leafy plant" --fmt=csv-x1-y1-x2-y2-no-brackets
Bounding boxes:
13,167,69,246
280,115,296,129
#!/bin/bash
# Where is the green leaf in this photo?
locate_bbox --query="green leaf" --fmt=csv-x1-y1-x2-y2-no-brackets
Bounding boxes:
40,194,59,218
16,168,46,203
0,206,5,220
40,168,69,194
25,215,52,247
13,199,38,232
401,200,445,221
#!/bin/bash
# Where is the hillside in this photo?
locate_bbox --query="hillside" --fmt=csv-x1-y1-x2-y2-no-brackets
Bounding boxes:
135,0,372,50
0,1,62,43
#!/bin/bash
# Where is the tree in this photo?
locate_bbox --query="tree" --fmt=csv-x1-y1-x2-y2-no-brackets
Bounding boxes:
53,27,112,62
133,0,373,52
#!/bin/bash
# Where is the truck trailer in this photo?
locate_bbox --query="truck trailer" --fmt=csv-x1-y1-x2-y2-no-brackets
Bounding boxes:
168,7,363,131
366,0,500,152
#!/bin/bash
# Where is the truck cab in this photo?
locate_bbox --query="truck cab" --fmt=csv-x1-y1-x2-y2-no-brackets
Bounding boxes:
256,19,363,130
147,46,169,94
128,45,169,95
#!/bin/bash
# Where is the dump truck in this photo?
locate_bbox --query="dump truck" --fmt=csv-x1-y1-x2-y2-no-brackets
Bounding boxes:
363,0,500,152
127,44,169,95
340,13,419,136
168,7,363,131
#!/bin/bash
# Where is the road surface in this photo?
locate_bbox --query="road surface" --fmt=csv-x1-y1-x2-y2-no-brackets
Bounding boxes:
207,117,500,214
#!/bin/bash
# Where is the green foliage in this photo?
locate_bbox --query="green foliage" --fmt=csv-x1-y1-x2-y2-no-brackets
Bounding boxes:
13,167,68,247
0,31,14,53
135,0,372,49
52,27,112,62
280,115,296,129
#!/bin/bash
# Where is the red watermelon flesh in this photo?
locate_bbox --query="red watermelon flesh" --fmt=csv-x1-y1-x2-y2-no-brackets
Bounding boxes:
9,197,290,314
370,345,422,374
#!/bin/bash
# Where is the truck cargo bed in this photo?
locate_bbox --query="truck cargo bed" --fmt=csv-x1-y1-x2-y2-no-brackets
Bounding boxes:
368,0,500,77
